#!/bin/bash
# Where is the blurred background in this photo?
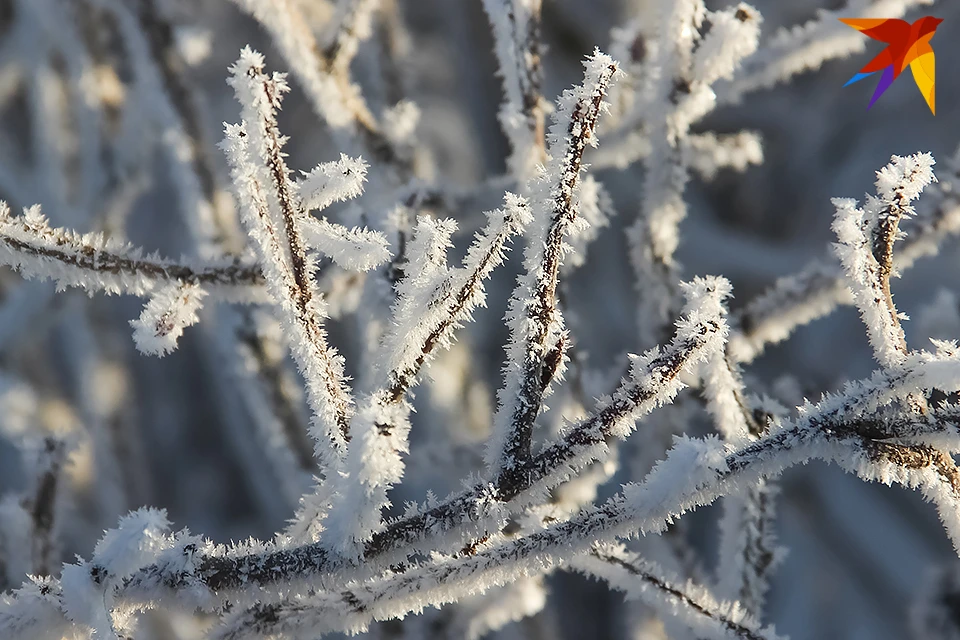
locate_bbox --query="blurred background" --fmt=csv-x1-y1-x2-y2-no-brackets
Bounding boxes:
0,1,959,638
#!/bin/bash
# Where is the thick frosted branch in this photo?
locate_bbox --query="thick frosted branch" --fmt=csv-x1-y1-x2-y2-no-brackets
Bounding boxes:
489,50,620,480
223,48,357,467
832,153,937,368
0,204,267,302
481,0,547,180
213,366,960,638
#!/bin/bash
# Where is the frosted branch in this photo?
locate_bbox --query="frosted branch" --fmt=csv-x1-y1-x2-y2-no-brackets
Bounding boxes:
223,48,358,468
628,2,760,345
482,0,547,181
228,0,396,164
729,191,960,364
0,204,267,301
574,544,782,640
213,365,960,637
832,153,937,368
324,195,531,555
114,275,728,602
130,282,208,357
489,50,620,480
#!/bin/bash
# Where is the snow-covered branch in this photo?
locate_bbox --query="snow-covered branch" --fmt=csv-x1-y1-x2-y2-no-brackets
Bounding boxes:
488,50,620,482
574,544,782,640
0,204,267,301
223,47,364,467
729,189,960,363
833,153,937,368
482,0,547,181
1,2,958,637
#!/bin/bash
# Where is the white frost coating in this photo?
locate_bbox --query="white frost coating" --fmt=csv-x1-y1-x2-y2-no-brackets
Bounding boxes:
228,0,356,131
297,154,368,212
832,153,937,368
323,390,411,558
606,276,731,441
325,197,531,554
565,174,612,270
0,204,266,303
131,282,208,357
60,508,174,637
223,48,357,470
693,5,762,87
300,216,390,272
0,577,71,640
481,0,547,181
684,131,764,181
573,544,783,640
701,353,751,445
487,50,619,473
381,194,531,385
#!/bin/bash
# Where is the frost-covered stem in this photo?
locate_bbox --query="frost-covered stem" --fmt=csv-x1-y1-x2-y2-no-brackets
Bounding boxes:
719,481,779,618
25,437,68,578
729,193,960,364
228,0,398,166
131,0,239,253
383,196,531,403
0,204,267,301
832,153,937,369
216,541,780,640
210,393,960,637
573,544,780,640
324,197,545,555
490,51,619,484
482,0,547,180
703,352,779,618
118,277,728,600
627,0,705,345
224,49,354,464
323,0,380,76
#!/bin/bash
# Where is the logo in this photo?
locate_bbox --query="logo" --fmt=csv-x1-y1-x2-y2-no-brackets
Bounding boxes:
840,17,941,114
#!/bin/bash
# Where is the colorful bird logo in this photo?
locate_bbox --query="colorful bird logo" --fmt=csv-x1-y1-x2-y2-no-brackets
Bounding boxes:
840,16,941,114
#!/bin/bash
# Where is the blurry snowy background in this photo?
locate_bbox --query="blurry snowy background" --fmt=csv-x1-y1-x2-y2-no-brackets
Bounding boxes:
0,1,959,639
